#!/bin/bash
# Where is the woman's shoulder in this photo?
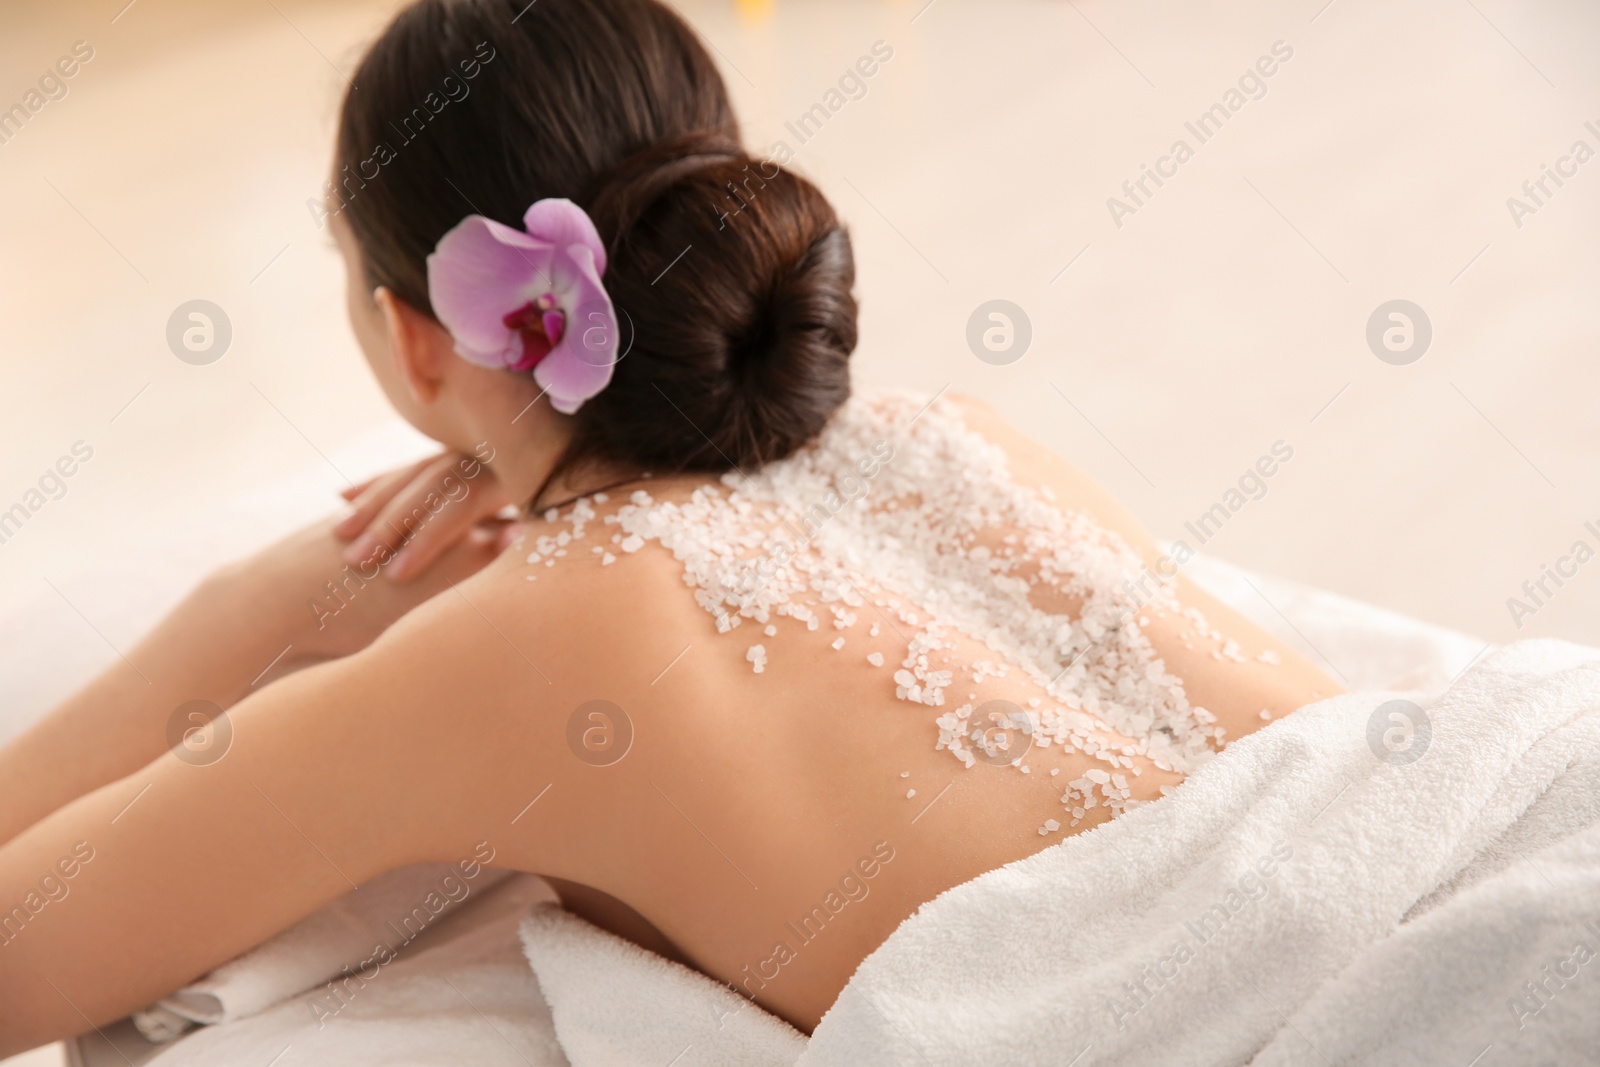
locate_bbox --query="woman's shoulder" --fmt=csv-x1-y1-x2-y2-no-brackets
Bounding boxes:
449,481,721,653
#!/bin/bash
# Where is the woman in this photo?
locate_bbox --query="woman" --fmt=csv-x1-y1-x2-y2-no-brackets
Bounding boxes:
0,0,1337,1051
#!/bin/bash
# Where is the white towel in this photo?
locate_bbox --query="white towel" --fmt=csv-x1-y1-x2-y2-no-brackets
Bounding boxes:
119,874,566,1067
803,639,1600,1065
520,639,1600,1067
519,903,807,1067
132,863,513,1040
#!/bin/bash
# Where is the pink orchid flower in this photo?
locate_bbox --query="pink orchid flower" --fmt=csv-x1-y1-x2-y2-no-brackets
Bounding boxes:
426,198,619,414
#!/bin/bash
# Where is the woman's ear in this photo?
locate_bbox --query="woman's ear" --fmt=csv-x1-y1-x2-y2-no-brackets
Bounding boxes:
374,286,453,405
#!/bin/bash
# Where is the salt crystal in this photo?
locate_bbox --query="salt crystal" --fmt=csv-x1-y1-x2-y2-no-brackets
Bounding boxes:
906,789,916,799
831,637,845,650
577,391,1226,826
1257,649,1281,666
601,553,616,565
746,644,767,673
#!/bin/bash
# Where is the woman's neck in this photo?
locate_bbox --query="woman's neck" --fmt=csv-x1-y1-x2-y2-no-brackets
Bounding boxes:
470,406,643,514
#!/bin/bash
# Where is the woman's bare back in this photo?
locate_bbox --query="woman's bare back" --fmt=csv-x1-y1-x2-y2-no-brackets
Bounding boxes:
471,392,1339,1030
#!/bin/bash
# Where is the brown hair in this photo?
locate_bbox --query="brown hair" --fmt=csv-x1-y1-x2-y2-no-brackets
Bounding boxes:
335,0,857,497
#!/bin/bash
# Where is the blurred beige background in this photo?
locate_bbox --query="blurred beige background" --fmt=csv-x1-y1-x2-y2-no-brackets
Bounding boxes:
1,0,1597,672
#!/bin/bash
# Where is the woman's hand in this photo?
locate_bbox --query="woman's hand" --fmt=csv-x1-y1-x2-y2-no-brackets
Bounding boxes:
332,448,516,583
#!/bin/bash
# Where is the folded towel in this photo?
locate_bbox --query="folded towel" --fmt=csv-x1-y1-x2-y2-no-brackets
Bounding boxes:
132,862,513,1040
102,874,565,1067
520,639,1600,1067
519,903,806,1067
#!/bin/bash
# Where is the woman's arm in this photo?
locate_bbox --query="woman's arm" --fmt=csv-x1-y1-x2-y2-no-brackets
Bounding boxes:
0,515,507,848
0,579,533,1057
0,574,302,849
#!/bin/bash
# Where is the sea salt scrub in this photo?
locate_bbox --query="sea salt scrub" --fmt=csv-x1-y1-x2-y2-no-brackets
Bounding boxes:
531,392,1227,830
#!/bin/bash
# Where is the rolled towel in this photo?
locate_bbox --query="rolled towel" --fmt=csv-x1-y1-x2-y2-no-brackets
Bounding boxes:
133,860,513,1040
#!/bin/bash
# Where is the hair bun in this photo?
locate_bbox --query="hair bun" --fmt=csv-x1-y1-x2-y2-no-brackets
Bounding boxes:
337,0,856,487
575,134,858,473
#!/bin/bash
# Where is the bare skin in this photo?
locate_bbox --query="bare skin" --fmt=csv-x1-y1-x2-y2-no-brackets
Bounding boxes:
0,220,1339,1054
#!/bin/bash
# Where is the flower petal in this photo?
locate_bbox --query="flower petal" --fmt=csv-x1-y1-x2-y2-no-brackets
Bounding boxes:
534,243,619,413
523,198,607,278
541,310,566,347
427,216,555,368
